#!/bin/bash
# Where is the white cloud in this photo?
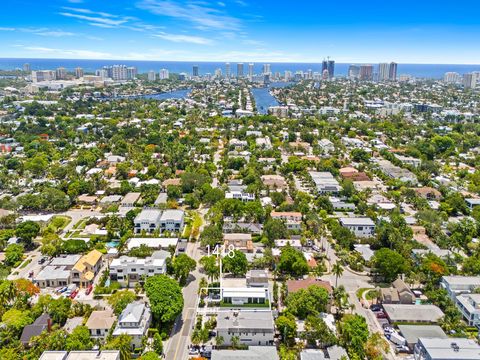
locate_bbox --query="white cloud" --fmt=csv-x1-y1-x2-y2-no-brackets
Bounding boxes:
154,32,213,45
35,30,76,37
137,0,242,30
59,12,129,27
21,46,112,59
0,27,15,31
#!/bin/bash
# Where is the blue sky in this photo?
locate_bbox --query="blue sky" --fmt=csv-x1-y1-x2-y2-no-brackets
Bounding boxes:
0,0,479,63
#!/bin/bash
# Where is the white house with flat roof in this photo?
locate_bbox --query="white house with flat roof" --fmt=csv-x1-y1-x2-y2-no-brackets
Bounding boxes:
40,351,120,360
309,171,342,195
339,217,375,237
221,287,270,306
126,237,178,251
216,310,275,346
134,209,162,234
440,276,480,300
109,251,169,287
455,293,480,328
159,209,184,232
465,198,480,210
414,337,480,360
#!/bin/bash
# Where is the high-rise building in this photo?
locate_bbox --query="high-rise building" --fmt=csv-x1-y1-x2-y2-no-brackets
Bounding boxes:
237,63,244,78
327,60,335,79
295,71,304,81
126,66,137,80
96,69,109,79
56,67,67,80
109,65,126,80
23,63,31,73
378,63,390,81
359,65,373,81
178,73,187,81
248,63,254,79
148,70,157,81
389,62,398,81
262,63,271,75
159,69,169,80
192,65,199,77
307,69,313,80
75,67,84,79
444,72,460,84
284,70,293,81
214,68,222,78
32,70,56,83
322,59,328,74
463,73,478,89
348,65,360,80
225,62,231,78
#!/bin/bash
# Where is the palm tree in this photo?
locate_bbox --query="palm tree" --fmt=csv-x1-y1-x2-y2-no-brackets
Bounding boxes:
332,262,344,288
230,335,240,350
198,277,208,297
0,280,17,306
215,335,224,348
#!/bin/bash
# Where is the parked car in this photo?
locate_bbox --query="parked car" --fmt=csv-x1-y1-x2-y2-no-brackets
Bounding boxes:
38,256,47,265
376,311,387,319
370,304,382,312
70,288,79,299
56,286,68,294
85,284,93,295
63,284,77,297
28,271,34,278
395,345,409,354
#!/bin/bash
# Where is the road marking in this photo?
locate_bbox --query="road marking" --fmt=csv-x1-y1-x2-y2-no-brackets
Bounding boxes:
173,308,192,360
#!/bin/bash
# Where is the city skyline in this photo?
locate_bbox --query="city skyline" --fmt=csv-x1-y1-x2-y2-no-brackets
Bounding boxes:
0,0,479,64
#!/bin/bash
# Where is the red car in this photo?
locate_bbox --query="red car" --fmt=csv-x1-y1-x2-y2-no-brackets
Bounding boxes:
376,311,387,319
85,284,93,295
70,289,79,299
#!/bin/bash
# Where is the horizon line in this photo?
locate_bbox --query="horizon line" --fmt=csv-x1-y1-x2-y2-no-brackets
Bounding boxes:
1,57,480,66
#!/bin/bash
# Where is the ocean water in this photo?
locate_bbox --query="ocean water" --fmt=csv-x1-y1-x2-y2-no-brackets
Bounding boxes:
1,58,480,79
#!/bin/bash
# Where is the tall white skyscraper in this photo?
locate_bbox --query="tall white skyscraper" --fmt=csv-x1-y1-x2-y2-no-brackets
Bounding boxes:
262,63,271,75
444,72,460,84
463,72,479,89
56,67,67,80
214,68,222,78
75,67,84,79
284,70,292,81
237,63,244,78
159,69,169,80
148,70,156,81
248,63,254,79
225,62,231,78
378,63,390,81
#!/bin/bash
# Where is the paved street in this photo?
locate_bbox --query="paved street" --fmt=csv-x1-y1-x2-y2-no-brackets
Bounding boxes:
321,240,397,360
61,208,103,234
7,249,42,280
164,242,203,360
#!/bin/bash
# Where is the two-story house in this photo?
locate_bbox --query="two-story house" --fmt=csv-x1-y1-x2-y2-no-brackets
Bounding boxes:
112,302,151,350
216,310,275,346
271,211,302,231
134,209,162,234
339,217,375,237
71,249,103,288
159,209,185,233
109,251,169,287
86,310,117,340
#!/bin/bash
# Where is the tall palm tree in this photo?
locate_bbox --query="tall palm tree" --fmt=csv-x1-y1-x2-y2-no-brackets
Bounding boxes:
332,262,344,288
